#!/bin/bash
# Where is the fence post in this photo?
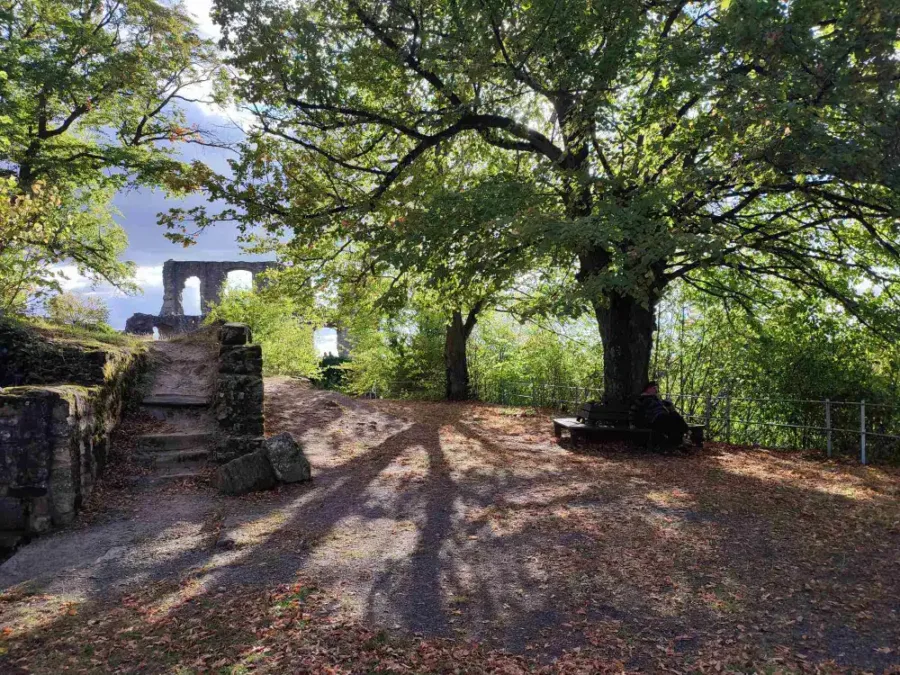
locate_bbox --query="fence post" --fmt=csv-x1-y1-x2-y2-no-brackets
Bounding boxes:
724,395,732,444
704,392,712,437
825,399,832,458
531,381,537,408
860,399,867,465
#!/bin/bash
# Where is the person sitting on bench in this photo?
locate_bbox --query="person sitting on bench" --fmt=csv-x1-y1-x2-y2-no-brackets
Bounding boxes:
631,381,689,447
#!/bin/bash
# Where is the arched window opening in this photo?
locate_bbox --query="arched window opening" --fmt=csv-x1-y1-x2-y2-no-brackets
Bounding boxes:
224,270,253,295
152,327,160,341
182,276,201,315
314,327,337,357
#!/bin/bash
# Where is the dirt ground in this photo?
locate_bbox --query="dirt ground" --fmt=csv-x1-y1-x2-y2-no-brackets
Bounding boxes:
1,377,899,673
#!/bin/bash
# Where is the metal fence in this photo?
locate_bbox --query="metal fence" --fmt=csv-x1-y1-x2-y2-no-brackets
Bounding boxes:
360,378,900,464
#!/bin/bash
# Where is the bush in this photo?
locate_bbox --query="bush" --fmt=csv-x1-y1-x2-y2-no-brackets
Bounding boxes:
314,354,351,389
205,290,320,378
341,304,445,396
44,292,110,327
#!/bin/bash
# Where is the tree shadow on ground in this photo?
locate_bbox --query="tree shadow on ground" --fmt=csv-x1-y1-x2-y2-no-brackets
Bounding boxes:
2,386,899,672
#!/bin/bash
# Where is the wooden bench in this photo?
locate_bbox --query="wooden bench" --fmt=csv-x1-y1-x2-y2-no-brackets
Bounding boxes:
552,416,704,448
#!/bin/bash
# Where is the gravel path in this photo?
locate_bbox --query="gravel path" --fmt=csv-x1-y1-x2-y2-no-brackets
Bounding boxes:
2,377,899,671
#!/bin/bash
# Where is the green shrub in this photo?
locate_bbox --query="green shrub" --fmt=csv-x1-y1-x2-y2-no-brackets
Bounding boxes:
44,292,110,327
313,354,351,389
206,290,320,378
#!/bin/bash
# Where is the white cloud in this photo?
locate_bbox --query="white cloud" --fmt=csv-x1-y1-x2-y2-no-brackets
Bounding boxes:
53,264,164,295
184,0,221,41
55,265,93,292
132,265,164,289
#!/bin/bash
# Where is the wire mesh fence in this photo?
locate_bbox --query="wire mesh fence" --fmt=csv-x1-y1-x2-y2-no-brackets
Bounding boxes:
360,377,900,464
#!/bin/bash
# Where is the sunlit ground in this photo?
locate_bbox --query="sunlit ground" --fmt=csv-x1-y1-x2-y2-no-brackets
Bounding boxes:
1,378,898,673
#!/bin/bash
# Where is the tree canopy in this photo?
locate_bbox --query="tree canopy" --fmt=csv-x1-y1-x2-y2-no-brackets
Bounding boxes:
177,0,900,399
0,178,131,313
0,0,219,308
1,0,219,191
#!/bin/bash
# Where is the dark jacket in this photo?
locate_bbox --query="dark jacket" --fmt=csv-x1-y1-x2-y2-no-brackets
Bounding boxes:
630,394,671,427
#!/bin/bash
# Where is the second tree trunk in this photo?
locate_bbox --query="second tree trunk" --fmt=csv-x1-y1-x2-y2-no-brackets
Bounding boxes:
445,309,472,401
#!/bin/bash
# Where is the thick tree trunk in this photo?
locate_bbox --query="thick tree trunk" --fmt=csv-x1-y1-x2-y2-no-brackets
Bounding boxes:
563,139,659,403
593,292,656,404
444,307,480,401
577,246,659,404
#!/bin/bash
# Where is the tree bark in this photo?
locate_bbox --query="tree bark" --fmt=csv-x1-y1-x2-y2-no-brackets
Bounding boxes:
593,292,657,403
577,246,660,404
444,306,480,401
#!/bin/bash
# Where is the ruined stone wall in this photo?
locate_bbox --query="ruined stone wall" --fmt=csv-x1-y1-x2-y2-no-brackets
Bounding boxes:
125,259,278,339
0,321,135,388
213,323,265,463
160,260,278,316
0,322,146,549
124,313,203,338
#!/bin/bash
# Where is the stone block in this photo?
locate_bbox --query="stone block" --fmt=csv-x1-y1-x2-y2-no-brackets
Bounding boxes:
219,323,252,346
219,344,263,375
216,375,264,436
27,495,52,533
0,496,25,530
214,435,264,464
263,432,311,483
216,451,277,495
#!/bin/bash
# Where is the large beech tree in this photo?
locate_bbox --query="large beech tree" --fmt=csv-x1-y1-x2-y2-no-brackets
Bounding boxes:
185,0,900,401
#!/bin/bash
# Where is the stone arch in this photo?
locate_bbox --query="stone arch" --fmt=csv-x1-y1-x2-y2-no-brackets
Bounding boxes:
159,260,278,316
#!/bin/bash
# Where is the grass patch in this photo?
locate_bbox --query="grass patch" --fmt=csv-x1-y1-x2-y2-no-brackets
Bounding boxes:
25,317,138,348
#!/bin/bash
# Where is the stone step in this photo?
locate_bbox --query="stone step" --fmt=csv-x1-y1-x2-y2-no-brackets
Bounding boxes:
131,461,209,486
137,432,214,452
141,394,210,408
136,471,207,486
140,407,215,427
137,448,210,466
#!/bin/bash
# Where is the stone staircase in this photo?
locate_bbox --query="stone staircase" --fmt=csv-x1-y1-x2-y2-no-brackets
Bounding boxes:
133,430,214,482
134,341,217,483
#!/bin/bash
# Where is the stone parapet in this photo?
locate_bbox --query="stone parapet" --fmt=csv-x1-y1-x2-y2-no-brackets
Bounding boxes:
0,320,138,388
213,323,265,462
124,313,204,338
0,323,146,551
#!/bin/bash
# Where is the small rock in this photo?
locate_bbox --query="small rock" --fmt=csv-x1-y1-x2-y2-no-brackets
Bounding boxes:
263,432,312,483
219,322,252,346
216,451,277,495
95,546,126,563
